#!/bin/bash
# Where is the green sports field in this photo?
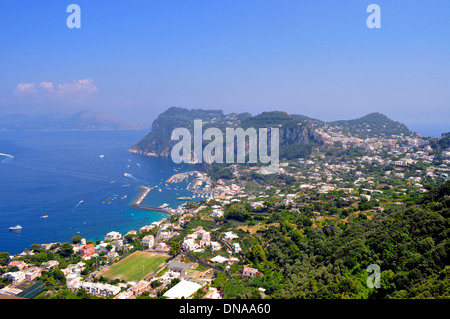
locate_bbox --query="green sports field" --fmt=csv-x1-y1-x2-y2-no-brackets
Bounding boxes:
101,251,169,282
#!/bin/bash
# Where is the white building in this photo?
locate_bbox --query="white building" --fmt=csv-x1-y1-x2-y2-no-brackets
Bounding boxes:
223,231,239,241
183,238,198,252
71,281,121,298
104,231,122,241
141,235,155,248
163,280,202,299
3,271,25,283
242,266,260,278
211,209,224,218
210,241,221,251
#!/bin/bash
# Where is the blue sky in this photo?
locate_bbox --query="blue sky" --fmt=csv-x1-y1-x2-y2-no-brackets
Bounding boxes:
0,0,449,136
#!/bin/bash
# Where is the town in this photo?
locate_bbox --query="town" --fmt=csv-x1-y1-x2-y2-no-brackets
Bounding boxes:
0,127,448,299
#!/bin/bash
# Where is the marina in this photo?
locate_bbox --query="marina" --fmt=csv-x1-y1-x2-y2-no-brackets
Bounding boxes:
130,186,172,214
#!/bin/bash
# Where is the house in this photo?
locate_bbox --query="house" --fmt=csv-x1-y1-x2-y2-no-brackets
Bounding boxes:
183,238,198,252
141,235,155,248
25,267,41,280
107,251,119,259
104,231,122,241
250,202,264,209
223,231,239,241
233,243,242,253
160,270,181,284
79,244,95,257
204,287,222,299
210,255,228,263
42,260,59,270
139,225,154,232
8,261,27,271
211,209,224,218
210,241,221,251
160,231,177,240
111,240,124,251
242,266,260,278
129,281,151,297
71,281,121,297
154,243,168,252
3,271,26,283
286,194,297,201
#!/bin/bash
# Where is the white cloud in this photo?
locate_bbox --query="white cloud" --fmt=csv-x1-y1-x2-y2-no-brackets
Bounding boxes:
14,83,36,96
39,81,54,91
13,79,98,103
55,79,98,95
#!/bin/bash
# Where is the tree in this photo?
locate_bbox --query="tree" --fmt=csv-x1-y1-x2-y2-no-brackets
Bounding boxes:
0,252,10,266
71,236,83,245
169,241,180,256
59,242,74,258
249,244,266,263
225,204,249,222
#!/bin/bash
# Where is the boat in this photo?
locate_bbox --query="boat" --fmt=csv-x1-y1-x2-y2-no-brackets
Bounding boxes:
159,203,170,208
177,196,192,200
9,225,22,230
40,215,49,219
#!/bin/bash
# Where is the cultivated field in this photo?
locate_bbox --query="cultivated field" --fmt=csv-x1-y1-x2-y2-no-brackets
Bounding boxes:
100,251,169,282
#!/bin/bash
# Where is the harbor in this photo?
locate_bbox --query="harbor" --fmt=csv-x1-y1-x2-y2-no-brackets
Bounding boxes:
130,186,172,214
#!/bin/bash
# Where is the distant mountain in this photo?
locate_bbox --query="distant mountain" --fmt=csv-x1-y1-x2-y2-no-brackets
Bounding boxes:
129,107,229,156
0,110,142,131
291,112,413,138
329,112,413,138
129,107,322,159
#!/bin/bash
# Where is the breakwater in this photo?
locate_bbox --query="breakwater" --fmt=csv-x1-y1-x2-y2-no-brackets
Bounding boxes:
131,186,172,213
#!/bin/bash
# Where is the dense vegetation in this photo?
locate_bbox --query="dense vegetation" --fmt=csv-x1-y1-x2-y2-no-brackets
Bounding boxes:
212,182,449,299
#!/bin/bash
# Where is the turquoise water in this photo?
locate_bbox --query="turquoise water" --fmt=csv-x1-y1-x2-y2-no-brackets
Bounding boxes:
0,130,194,254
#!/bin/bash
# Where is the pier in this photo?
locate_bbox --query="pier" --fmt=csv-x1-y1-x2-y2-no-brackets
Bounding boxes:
131,186,172,214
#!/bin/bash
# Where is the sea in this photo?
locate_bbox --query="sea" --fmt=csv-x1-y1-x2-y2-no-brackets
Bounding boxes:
0,130,196,255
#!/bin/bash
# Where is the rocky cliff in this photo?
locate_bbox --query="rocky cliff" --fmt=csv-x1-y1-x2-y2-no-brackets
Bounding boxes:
129,107,322,158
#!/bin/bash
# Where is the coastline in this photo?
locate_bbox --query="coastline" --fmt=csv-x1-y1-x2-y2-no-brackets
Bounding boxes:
130,186,172,214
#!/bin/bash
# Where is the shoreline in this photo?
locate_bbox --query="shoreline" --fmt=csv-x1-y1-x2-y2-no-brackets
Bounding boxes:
130,186,173,214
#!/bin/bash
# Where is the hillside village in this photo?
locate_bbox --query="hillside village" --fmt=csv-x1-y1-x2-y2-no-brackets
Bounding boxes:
0,127,449,299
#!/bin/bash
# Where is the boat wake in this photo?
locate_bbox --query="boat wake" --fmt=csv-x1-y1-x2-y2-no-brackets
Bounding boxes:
75,200,84,207
0,153,14,163
123,172,145,183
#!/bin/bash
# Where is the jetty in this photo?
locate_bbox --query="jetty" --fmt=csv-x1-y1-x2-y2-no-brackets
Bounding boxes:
131,186,172,214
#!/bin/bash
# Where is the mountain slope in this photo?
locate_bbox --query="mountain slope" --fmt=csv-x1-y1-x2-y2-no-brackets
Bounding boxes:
329,112,413,138
291,112,413,138
0,110,142,131
129,108,322,158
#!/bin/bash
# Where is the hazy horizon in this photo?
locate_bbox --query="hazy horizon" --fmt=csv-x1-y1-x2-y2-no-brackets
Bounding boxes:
1,1,449,137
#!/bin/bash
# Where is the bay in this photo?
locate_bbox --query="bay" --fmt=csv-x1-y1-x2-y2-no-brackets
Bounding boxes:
0,130,193,255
